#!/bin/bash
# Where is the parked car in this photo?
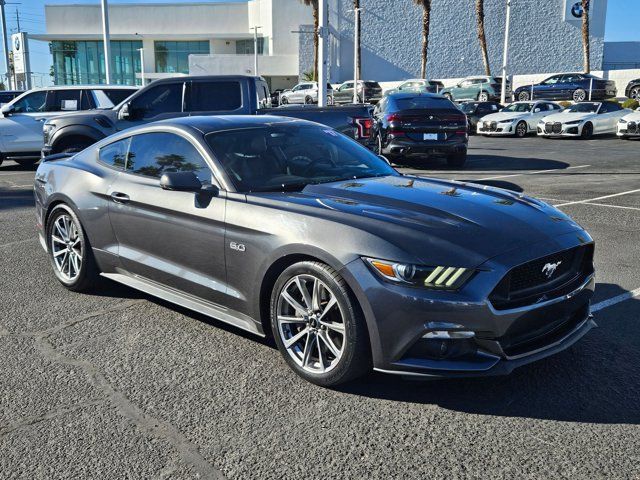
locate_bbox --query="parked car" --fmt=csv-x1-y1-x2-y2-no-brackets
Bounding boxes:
34,115,596,386
624,78,640,101
370,92,468,167
0,90,24,105
0,85,137,167
42,76,373,157
270,88,285,106
514,73,617,102
333,80,383,104
537,101,630,139
385,79,444,95
279,82,334,105
458,101,503,133
616,108,640,139
477,101,563,137
440,76,510,102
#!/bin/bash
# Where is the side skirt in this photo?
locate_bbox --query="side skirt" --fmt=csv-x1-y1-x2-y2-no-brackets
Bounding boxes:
101,271,265,337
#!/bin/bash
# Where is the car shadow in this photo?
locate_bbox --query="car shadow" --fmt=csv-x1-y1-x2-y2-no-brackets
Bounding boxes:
396,156,570,172
0,187,35,210
0,160,38,171
337,283,639,425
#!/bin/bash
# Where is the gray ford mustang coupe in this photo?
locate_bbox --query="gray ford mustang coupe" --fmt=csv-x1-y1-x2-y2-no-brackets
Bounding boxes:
34,116,596,386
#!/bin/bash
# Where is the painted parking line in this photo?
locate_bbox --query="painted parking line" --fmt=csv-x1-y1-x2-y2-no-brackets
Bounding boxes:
592,287,640,313
478,164,591,181
554,188,640,208
582,202,640,212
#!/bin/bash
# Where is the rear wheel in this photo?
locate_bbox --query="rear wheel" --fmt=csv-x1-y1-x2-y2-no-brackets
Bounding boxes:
629,86,640,100
573,88,587,102
446,151,467,168
515,121,528,138
46,205,100,292
305,95,314,104
270,261,371,387
517,91,530,101
581,122,594,140
281,96,289,105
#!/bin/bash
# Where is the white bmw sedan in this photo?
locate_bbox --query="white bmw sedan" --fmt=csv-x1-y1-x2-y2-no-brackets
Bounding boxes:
617,108,640,139
477,101,563,137
537,101,631,139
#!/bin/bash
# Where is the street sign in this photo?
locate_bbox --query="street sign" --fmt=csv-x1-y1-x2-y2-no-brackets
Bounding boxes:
563,0,592,25
11,32,29,75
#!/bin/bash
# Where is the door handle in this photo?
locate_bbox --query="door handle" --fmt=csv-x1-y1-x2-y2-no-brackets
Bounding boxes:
110,192,130,204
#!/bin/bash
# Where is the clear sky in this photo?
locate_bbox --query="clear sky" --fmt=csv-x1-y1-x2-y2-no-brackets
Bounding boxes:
7,0,640,87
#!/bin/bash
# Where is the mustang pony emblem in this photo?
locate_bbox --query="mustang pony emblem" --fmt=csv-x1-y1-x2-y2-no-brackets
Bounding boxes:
542,261,562,278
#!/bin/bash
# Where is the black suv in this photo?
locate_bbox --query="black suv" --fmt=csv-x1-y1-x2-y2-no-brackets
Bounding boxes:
370,92,468,167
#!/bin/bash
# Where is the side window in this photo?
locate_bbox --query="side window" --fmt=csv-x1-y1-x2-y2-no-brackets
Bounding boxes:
46,90,81,112
129,83,183,120
102,89,135,105
189,81,242,112
292,85,302,91
459,80,472,88
598,103,609,114
126,132,212,183
99,137,130,170
543,75,560,85
11,91,48,113
257,85,270,109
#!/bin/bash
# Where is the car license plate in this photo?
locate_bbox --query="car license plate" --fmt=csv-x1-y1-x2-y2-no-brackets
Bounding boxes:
423,133,438,140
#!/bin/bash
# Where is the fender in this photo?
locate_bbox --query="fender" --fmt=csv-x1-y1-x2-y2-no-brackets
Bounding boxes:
49,124,110,152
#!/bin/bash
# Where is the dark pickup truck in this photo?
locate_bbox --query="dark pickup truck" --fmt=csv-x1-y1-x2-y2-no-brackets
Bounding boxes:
42,75,374,157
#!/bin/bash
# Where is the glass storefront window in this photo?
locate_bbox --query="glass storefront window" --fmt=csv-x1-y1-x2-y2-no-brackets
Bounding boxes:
235,38,267,55
51,40,142,86
154,41,210,74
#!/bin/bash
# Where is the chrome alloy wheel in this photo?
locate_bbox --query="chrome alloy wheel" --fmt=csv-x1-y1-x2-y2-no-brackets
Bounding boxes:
276,274,346,374
50,214,82,281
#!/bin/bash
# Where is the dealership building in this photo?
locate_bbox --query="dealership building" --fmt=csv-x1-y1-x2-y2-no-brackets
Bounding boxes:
32,0,638,89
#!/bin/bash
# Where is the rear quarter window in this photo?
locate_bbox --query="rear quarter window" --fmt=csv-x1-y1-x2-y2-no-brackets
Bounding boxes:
99,137,130,170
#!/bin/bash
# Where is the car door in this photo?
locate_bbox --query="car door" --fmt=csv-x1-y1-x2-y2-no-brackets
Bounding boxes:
535,75,561,99
558,74,581,99
0,90,51,153
108,130,229,305
115,81,185,131
335,82,353,103
530,102,548,126
596,103,621,133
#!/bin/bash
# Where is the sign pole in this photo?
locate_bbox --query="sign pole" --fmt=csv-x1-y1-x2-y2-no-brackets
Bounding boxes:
100,0,112,84
500,0,511,105
0,0,11,89
317,0,327,107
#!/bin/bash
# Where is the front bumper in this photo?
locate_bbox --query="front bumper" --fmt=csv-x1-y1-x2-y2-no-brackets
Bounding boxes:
340,231,595,378
477,123,515,135
537,124,582,137
617,124,640,137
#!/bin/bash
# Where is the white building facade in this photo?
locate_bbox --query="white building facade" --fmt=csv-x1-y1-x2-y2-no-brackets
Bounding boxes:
34,0,312,90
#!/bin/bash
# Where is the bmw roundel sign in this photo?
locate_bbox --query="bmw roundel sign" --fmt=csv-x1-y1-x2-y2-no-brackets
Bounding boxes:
571,0,589,18
563,0,593,24
13,35,20,52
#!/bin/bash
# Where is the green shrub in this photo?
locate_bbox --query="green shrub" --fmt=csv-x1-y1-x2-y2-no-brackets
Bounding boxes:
558,101,572,108
622,98,639,110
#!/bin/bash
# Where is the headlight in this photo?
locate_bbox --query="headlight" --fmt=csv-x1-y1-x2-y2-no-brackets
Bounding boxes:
498,118,516,124
42,123,55,144
564,120,582,125
619,118,627,124
364,258,474,290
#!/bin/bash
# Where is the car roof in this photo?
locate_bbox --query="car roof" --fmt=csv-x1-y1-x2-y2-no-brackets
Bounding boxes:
385,92,443,99
151,115,317,135
25,85,137,92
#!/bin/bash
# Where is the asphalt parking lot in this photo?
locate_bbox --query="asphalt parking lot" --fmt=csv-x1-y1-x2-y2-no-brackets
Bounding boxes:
1,135,639,479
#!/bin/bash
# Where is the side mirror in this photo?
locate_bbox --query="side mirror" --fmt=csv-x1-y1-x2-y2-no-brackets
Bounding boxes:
534,108,541,113
1,103,15,116
118,102,131,120
160,171,205,192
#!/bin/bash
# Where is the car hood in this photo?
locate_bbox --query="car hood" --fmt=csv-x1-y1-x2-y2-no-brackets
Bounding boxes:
541,111,594,123
481,111,527,122
265,176,584,267
622,111,640,121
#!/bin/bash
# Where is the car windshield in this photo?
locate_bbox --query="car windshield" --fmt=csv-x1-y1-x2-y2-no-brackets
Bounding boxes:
206,125,397,193
395,96,455,110
566,103,599,113
459,103,477,113
503,103,534,112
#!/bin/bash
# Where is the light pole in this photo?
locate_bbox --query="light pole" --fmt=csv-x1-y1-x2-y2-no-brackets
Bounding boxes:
134,33,144,85
352,6,360,104
100,0,112,84
0,0,11,89
251,25,262,76
317,0,328,106
500,0,511,105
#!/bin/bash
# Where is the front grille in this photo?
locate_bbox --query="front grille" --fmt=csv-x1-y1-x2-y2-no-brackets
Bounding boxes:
489,245,594,310
544,122,562,134
482,121,497,132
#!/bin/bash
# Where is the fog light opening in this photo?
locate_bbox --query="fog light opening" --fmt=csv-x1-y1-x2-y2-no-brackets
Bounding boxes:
422,330,475,339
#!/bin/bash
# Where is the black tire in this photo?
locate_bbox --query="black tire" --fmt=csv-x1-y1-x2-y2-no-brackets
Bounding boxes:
305,96,314,104
517,91,530,101
281,96,289,105
270,261,371,387
573,88,587,103
514,120,528,138
477,91,489,102
629,86,640,100
581,122,593,140
446,151,467,168
467,120,475,135
374,134,383,155
46,204,100,292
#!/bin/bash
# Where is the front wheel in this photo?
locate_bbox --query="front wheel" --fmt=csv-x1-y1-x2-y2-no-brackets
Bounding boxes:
477,91,489,102
581,122,593,140
281,96,289,105
517,91,530,101
46,205,100,292
446,151,467,168
514,121,528,138
305,96,314,105
270,261,371,387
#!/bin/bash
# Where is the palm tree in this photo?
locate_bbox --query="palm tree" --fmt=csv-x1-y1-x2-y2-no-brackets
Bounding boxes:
354,0,361,79
581,0,590,73
413,0,431,79
476,0,491,76
300,0,319,81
